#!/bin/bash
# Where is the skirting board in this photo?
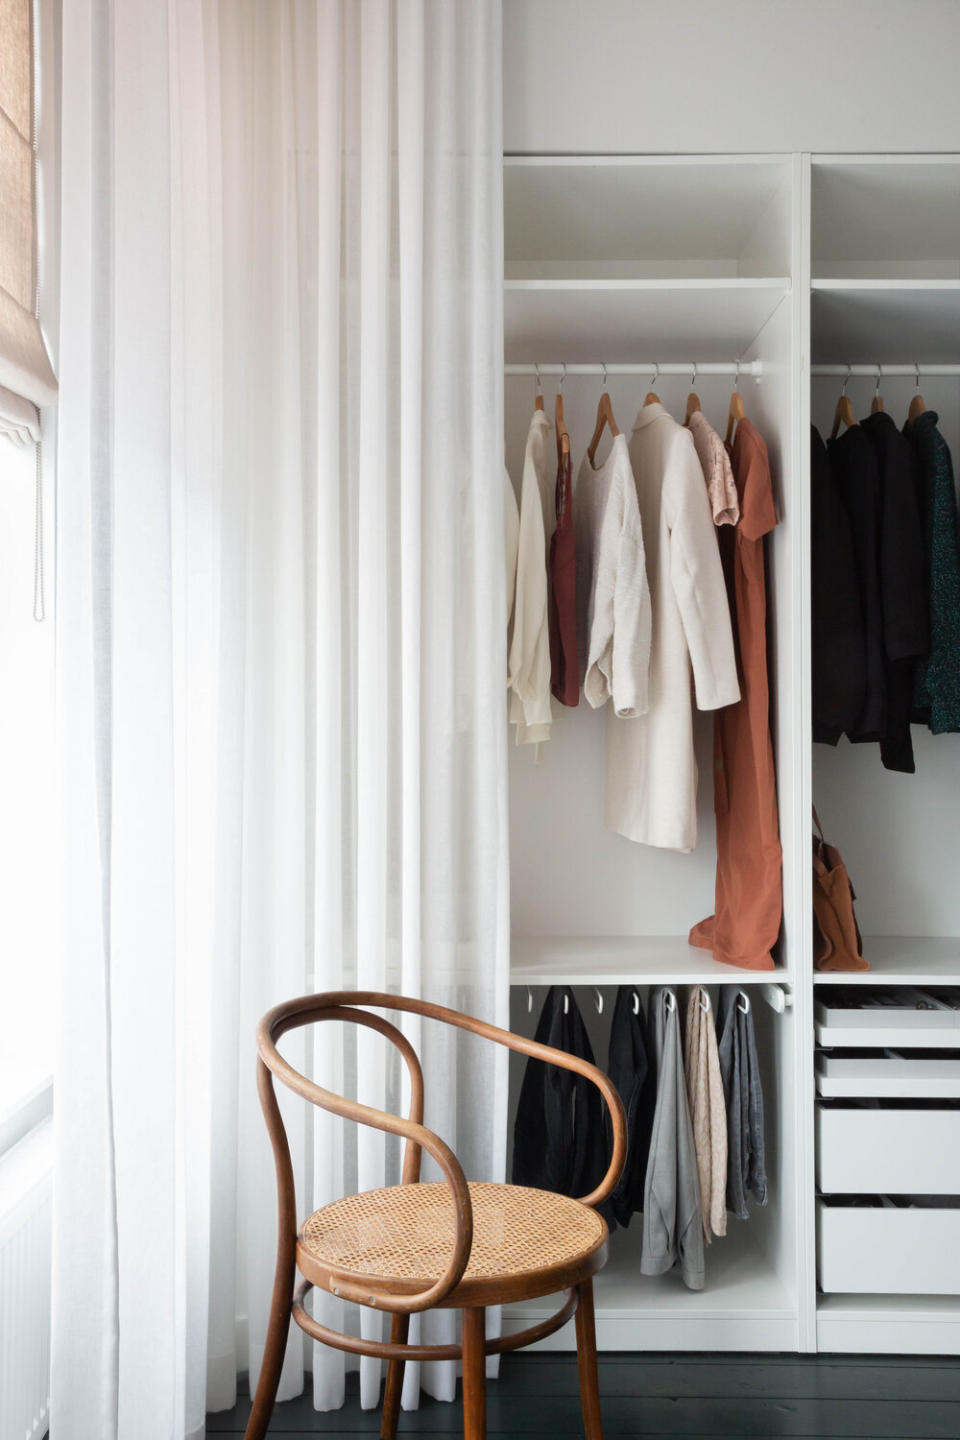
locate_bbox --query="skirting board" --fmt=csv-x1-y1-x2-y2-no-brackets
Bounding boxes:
817,1296,960,1355
503,1307,800,1353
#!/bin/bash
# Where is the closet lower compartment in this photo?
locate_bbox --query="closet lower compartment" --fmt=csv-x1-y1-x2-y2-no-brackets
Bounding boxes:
817,1198,960,1295
816,1102,960,1194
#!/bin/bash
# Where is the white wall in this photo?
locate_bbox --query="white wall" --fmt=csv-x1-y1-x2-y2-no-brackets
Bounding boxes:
504,1,960,155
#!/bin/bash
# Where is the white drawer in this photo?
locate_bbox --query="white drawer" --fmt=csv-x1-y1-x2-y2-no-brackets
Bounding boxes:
815,996,960,1049
816,1053,960,1098
818,1201,960,1294
816,1105,960,1193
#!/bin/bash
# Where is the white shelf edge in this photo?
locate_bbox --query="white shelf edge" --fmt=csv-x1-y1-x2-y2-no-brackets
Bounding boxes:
505,277,791,292
813,934,960,986
504,153,793,169
811,277,960,291
812,153,960,167
511,970,794,987
510,935,792,988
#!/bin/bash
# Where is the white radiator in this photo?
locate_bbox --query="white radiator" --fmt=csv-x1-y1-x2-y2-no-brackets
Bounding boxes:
0,1114,52,1440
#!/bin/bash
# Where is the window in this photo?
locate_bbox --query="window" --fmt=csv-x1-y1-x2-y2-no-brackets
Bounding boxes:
0,0,56,1115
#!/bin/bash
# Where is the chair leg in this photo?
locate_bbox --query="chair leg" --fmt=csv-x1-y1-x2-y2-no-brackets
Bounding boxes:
461,1307,487,1440
574,1279,603,1440
380,1314,409,1440
243,1252,296,1440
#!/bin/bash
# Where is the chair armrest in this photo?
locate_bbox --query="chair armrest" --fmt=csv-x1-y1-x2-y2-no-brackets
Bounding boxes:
258,1003,473,1313
264,991,627,1211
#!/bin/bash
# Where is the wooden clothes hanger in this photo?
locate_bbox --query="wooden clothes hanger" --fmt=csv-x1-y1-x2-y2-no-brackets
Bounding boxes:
907,363,927,424
684,363,701,427
870,366,885,414
725,362,745,445
555,365,570,461
643,363,660,407
587,365,620,465
830,366,857,440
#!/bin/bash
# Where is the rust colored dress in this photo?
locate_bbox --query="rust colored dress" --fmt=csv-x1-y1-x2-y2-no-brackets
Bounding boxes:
689,419,781,971
549,448,579,706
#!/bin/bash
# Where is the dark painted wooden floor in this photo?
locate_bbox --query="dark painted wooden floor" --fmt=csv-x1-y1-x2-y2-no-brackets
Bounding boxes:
207,1352,960,1437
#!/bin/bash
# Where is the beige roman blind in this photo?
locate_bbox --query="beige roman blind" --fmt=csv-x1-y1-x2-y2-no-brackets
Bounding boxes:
0,0,55,440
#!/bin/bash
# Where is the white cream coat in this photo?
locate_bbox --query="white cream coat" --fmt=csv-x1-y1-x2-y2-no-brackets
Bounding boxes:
508,409,554,743
606,403,740,850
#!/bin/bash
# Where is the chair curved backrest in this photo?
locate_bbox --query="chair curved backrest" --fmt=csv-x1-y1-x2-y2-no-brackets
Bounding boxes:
256,990,627,1313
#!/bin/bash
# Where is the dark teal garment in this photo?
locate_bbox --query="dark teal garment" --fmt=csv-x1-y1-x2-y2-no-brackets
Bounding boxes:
906,412,960,733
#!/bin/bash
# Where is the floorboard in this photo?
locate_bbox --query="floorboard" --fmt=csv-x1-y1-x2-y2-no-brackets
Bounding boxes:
207,1353,960,1438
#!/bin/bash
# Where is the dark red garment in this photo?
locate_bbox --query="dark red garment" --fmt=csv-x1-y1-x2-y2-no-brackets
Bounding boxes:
690,419,781,971
549,448,579,706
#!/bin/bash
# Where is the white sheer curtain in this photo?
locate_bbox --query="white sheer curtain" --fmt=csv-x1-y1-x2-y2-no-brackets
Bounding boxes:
51,2,507,1437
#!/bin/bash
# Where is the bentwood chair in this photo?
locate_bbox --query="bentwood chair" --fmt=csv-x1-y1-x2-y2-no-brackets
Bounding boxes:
245,991,627,1440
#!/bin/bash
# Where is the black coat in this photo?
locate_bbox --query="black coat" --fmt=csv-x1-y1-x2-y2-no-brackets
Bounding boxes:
860,410,928,772
811,426,866,744
512,986,607,1200
827,424,886,744
600,986,655,1231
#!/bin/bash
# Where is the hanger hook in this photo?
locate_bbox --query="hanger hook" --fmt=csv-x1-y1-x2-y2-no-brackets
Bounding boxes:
526,985,533,1014
601,362,608,390
691,360,697,386
841,363,852,396
699,987,711,1013
737,990,751,1015
664,988,676,1014
733,359,741,391
534,362,542,397
875,363,882,396
651,362,660,389
915,361,921,390
563,990,569,1015
632,990,640,1016
559,362,566,392
594,986,603,1016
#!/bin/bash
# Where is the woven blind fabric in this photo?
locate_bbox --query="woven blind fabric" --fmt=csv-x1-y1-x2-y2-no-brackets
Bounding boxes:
0,0,55,420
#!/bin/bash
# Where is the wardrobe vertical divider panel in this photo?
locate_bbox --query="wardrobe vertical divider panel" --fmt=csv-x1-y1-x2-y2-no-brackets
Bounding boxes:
739,150,815,1352
809,155,960,1356
502,155,806,1354
795,152,818,1355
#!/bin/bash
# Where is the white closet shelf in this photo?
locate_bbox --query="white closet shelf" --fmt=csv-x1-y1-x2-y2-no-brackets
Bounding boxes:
811,281,960,364
813,935,960,986
504,279,790,365
505,156,791,279
510,935,791,988
503,1235,797,1353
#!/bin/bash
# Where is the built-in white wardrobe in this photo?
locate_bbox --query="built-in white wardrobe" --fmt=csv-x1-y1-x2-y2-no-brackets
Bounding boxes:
502,154,960,1357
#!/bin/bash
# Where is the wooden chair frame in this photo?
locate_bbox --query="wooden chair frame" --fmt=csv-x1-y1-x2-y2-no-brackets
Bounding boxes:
244,990,626,1440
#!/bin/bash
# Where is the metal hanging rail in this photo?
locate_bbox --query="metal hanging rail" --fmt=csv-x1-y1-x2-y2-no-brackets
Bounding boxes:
504,361,763,378
812,364,960,377
504,363,960,378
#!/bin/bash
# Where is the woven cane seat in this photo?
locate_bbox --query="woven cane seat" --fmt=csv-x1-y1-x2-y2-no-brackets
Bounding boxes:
297,1180,608,1308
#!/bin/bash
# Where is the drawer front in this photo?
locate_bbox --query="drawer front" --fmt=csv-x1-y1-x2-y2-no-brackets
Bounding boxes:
818,1202,960,1294
816,1054,960,1099
815,1003,960,1049
817,1106,960,1194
